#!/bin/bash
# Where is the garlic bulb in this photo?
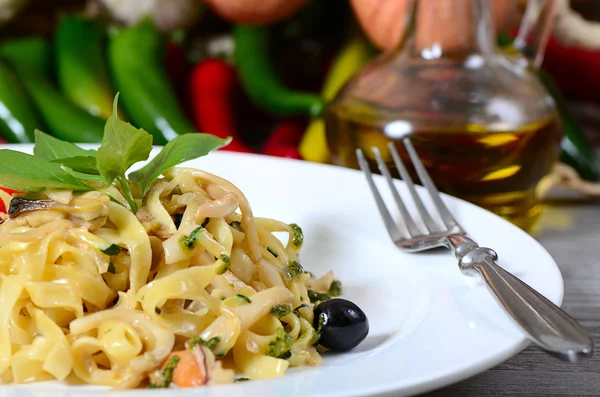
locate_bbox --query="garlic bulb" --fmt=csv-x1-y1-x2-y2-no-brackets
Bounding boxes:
99,0,203,32
0,0,31,25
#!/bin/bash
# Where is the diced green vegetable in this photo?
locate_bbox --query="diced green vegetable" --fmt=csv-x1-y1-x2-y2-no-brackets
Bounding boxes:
179,226,204,250
266,246,279,258
217,254,231,274
271,304,292,318
235,294,251,303
147,354,180,388
311,312,326,346
188,335,221,350
266,328,293,358
286,261,304,280
101,243,121,256
107,263,116,274
289,223,303,249
229,221,242,231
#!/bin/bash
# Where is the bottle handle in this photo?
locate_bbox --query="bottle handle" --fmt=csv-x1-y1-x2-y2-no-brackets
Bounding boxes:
513,0,557,70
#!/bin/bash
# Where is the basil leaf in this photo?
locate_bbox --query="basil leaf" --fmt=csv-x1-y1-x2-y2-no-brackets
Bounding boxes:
64,169,104,184
96,94,152,213
33,129,96,161
51,156,100,175
129,133,231,195
0,150,93,192
96,95,153,187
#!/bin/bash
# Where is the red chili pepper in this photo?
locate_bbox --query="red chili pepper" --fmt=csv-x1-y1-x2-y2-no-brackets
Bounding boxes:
0,187,22,213
262,121,305,159
189,58,256,153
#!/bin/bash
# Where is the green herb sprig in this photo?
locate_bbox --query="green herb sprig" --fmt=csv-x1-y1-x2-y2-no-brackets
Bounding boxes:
0,93,231,213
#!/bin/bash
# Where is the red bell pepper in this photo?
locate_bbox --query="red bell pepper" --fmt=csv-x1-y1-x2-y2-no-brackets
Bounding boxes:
262,121,305,159
0,187,22,213
189,58,256,153
542,36,600,104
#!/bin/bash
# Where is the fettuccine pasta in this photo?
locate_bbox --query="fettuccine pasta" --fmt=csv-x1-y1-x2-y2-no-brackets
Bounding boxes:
0,166,340,389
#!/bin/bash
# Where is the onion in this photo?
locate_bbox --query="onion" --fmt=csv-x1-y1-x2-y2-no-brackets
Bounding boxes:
203,0,309,24
350,0,520,51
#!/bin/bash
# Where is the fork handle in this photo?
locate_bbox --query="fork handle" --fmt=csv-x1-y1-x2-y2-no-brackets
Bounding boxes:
457,243,594,363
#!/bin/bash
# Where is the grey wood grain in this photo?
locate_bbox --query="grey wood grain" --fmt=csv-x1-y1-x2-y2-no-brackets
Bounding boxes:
420,201,600,397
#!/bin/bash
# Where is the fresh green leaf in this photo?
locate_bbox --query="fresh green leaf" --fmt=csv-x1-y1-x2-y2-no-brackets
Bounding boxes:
129,133,231,196
33,129,96,161
96,95,153,187
96,94,152,212
64,169,104,184
51,156,100,175
0,150,93,192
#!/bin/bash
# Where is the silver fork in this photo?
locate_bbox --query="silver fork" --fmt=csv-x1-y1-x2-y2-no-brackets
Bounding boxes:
356,138,594,363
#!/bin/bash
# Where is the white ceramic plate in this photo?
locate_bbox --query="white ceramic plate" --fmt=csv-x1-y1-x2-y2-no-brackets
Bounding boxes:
2,147,563,397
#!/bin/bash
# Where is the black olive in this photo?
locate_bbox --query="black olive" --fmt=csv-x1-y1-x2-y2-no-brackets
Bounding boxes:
313,298,369,352
173,213,183,228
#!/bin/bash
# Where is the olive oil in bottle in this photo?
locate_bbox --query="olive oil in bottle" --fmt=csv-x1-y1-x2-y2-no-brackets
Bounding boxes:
326,108,562,231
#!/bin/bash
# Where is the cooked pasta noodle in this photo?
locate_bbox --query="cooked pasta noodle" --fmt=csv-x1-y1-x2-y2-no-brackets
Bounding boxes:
0,166,339,389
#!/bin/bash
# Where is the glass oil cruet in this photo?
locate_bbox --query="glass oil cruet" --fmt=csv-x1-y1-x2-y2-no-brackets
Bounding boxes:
325,0,560,232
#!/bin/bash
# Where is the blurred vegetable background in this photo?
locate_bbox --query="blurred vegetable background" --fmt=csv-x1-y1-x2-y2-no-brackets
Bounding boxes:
0,0,597,182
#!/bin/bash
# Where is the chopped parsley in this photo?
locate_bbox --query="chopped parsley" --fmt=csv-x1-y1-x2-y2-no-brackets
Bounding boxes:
271,304,292,319
217,254,231,274
235,377,250,382
312,313,326,346
308,290,329,303
289,223,303,249
101,244,121,256
189,336,221,350
148,354,180,388
229,221,242,231
179,226,204,250
235,294,251,303
285,261,304,280
201,218,210,227
308,280,343,303
329,280,343,297
266,246,279,258
266,328,293,358
155,306,161,314
107,263,116,274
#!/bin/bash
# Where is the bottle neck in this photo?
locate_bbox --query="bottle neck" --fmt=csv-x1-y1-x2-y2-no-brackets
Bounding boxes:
401,0,497,60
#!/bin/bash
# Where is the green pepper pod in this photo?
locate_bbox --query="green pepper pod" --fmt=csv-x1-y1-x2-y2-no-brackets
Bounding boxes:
234,24,325,119
108,20,195,145
538,70,599,181
55,15,119,120
0,59,43,143
0,37,105,143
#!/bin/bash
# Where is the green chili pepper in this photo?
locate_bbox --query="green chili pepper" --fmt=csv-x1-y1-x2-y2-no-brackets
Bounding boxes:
0,37,105,143
538,70,599,181
108,20,196,145
233,24,325,119
0,59,41,143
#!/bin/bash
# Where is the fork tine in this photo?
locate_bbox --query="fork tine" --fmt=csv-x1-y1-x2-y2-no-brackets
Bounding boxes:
402,138,463,233
388,142,442,233
356,149,404,242
372,147,420,237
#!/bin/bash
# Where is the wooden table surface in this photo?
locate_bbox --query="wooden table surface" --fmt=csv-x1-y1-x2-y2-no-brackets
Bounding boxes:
420,195,600,396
